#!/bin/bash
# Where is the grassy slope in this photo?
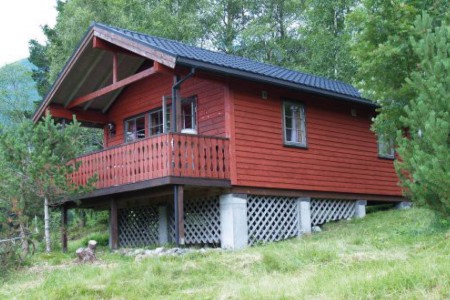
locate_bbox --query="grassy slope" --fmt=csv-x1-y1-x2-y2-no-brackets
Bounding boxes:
1,208,449,299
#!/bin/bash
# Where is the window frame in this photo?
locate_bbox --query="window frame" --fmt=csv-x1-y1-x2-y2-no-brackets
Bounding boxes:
148,108,164,136
124,113,146,143
282,100,308,148
377,134,395,159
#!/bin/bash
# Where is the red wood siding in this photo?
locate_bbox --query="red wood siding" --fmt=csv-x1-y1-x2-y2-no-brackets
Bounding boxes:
105,72,226,147
231,80,402,196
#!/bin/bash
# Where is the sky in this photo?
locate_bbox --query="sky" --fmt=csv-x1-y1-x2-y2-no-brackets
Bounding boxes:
0,0,57,66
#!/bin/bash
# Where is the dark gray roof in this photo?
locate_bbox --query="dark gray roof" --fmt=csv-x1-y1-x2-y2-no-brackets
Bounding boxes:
97,23,371,105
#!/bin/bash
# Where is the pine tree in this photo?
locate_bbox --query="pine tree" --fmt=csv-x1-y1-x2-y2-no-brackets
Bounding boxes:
395,13,450,216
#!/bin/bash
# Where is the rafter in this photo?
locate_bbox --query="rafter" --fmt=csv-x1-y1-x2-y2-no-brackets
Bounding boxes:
47,104,108,124
67,67,156,109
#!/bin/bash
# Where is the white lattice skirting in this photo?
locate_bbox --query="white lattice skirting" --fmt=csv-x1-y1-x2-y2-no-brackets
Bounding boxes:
247,195,299,246
169,196,221,245
118,206,159,247
115,196,359,248
310,199,356,225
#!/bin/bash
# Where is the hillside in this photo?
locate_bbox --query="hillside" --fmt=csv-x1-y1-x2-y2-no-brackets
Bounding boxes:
0,59,39,125
0,208,449,299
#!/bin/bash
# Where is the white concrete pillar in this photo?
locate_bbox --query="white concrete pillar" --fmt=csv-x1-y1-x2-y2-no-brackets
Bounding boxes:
354,200,367,218
297,197,311,235
220,194,248,250
158,206,169,245
395,201,412,210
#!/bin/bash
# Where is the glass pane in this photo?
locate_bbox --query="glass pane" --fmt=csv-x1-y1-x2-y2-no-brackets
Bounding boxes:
181,99,196,130
283,102,306,145
150,109,163,135
125,119,135,142
135,116,146,139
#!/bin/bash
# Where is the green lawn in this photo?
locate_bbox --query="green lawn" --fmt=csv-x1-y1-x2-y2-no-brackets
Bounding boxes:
1,208,449,299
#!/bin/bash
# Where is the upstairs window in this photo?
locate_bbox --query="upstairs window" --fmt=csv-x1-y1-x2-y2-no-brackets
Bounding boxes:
283,101,307,147
181,97,197,131
149,109,163,136
124,114,145,142
378,134,395,159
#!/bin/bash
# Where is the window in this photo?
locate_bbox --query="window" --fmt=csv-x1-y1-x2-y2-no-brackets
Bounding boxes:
378,135,395,159
283,101,307,147
149,109,163,136
162,96,197,132
181,98,196,130
124,114,145,142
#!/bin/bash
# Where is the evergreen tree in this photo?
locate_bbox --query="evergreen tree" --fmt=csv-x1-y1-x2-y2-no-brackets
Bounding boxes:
0,115,95,251
395,13,450,216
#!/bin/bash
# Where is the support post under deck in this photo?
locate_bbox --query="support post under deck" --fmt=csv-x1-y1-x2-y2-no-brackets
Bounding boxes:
61,204,68,253
110,199,119,250
174,185,185,246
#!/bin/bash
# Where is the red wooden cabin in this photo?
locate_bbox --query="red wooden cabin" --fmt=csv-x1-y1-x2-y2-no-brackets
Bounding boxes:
33,23,404,250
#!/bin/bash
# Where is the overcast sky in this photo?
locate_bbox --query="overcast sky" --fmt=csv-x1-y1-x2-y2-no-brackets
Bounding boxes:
0,0,57,66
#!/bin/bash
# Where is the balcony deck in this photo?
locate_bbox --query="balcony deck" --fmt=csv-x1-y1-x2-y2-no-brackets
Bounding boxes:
70,133,230,195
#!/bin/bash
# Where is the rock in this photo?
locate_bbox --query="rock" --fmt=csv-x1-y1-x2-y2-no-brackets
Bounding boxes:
312,225,322,233
154,247,165,254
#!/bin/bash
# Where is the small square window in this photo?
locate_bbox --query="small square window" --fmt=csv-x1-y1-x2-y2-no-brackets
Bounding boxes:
124,114,146,142
283,101,307,147
377,134,395,159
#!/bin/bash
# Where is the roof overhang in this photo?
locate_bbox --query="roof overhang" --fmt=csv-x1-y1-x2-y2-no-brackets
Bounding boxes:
32,25,177,123
33,23,377,124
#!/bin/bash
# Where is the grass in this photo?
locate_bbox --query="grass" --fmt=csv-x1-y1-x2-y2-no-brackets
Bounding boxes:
0,208,449,299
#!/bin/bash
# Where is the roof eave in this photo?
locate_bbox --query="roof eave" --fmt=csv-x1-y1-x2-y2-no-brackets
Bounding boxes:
32,25,98,123
177,58,378,108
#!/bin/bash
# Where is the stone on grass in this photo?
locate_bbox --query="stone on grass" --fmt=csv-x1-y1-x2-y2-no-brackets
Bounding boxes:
312,226,322,233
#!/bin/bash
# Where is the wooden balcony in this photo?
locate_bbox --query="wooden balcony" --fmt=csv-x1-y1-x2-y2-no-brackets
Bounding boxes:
70,133,230,191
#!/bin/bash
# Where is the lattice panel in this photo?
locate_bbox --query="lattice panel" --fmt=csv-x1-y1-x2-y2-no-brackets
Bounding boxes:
247,195,299,245
168,196,221,245
118,206,159,247
310,199,355,225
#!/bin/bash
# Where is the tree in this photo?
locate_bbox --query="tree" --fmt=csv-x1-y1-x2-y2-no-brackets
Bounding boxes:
350,0,448,135
0,61,38,125
395,13,450,216
298,0,357,82
237,0,306,68
0,115,94,252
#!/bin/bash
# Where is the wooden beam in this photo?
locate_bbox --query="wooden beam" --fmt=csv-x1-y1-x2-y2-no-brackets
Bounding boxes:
67,67,156,109
93,36,141,58
112,52,118,83
48,104,108,124
110,199,119,250
61,205,68,253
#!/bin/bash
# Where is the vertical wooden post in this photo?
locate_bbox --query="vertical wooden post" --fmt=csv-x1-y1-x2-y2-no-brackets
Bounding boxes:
61,205,68,253
174,185,185,246
112,52,118,84
110,199,119,250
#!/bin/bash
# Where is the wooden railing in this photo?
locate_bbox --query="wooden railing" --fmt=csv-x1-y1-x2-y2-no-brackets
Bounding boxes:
70,133,230,189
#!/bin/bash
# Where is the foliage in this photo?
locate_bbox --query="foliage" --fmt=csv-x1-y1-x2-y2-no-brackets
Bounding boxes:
298,0,357,82
0,208,449,298
350,0,449,135
0,61,38,125
395,13,450,216
0,115,96,252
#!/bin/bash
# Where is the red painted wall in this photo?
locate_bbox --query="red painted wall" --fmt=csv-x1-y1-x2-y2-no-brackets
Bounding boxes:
103,69,401,197
105,72,226,147
230,80,402,196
